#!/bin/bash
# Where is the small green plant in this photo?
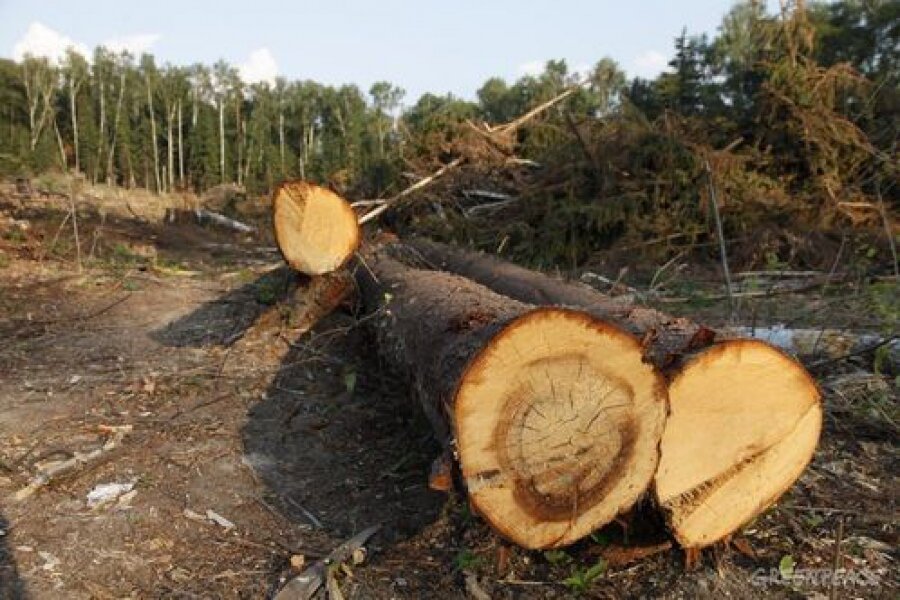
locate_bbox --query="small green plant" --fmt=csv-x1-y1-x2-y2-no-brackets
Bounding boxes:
155,256,185,271
778,555,795,580
764,250,788,271
454,549,483,571
254,281,279,305
343,369,357,394
457,500,475,525
236,268,255,283
0,251,9,268
543,549,572,566
590,531,612,546
111,243,139,264
3,228,26,243
803,513,824,528
865,281,899,335
873,345,891,375
563,559,607,593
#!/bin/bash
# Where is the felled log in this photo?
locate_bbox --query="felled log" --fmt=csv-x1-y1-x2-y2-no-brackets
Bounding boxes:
395,238,710,370
195,208,255,233
273,181,360,274
352,247,667,549
271,88,584,274
398,238,822,549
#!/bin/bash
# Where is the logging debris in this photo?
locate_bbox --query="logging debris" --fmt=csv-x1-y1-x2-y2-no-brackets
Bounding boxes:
274,525,380,600
11,425,132,502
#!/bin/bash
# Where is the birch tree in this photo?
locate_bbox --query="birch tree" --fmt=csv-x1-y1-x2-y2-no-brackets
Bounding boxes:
62,49,89,174
105,51,132,185
20,55,57,156
140,54,161,193
212,60,235,184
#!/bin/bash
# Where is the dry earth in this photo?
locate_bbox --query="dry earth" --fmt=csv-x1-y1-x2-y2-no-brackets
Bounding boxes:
0,185,896,598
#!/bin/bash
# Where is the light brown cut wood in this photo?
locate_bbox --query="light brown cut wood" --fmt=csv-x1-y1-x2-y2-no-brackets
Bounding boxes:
273,181,360,275
655,339,822,548
456,309,666,548
353,248,667,549
394,239,823,548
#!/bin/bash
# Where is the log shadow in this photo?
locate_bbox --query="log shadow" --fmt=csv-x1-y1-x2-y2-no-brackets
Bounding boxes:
241,312,444,543
152,269,444,544
150,266,297,347
0,513,26,599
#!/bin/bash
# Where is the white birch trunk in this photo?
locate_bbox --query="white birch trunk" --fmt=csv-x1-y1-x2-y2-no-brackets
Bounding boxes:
218,98,225,184
147,78,161,193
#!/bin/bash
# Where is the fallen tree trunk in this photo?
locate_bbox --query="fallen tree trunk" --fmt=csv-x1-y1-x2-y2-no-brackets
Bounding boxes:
397,238,822,549
395,238,713,370
352,247,667,549
195,208,255,233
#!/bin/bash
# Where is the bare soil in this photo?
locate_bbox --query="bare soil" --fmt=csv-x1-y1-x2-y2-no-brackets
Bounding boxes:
0,186,896,598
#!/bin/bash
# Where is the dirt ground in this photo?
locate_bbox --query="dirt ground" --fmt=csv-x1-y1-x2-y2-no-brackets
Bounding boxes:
0,185,896,598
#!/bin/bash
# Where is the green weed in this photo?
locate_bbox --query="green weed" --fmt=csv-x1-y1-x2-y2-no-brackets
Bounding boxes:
563,559,607,593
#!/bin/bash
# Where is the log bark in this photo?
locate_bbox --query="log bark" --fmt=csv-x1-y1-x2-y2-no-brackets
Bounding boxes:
395,238,822,549
396,238,714,371
352,247,667,549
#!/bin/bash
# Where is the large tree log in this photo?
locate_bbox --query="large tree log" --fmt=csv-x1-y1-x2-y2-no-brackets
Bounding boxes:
273,181,360,274
394,238,715,371
352,247,667,549
397,238,822,549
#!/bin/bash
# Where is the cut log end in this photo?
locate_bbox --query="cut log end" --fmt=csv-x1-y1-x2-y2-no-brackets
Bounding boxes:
654,339,822,549
454,308,668,549
273,181,360,275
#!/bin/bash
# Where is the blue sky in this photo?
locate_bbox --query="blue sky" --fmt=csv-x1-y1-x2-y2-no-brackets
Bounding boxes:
0,1,777,102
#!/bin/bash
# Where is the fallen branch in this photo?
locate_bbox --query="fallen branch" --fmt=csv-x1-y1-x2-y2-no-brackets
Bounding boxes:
733,270,825,279
492,84,583,135
195,209,255,233
274,525,380,600
722,326,898,362
358,156,466,225
657,276,840,303
464,198,518,216
11,425,131,501
461,189,515,202
806,335,899,371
